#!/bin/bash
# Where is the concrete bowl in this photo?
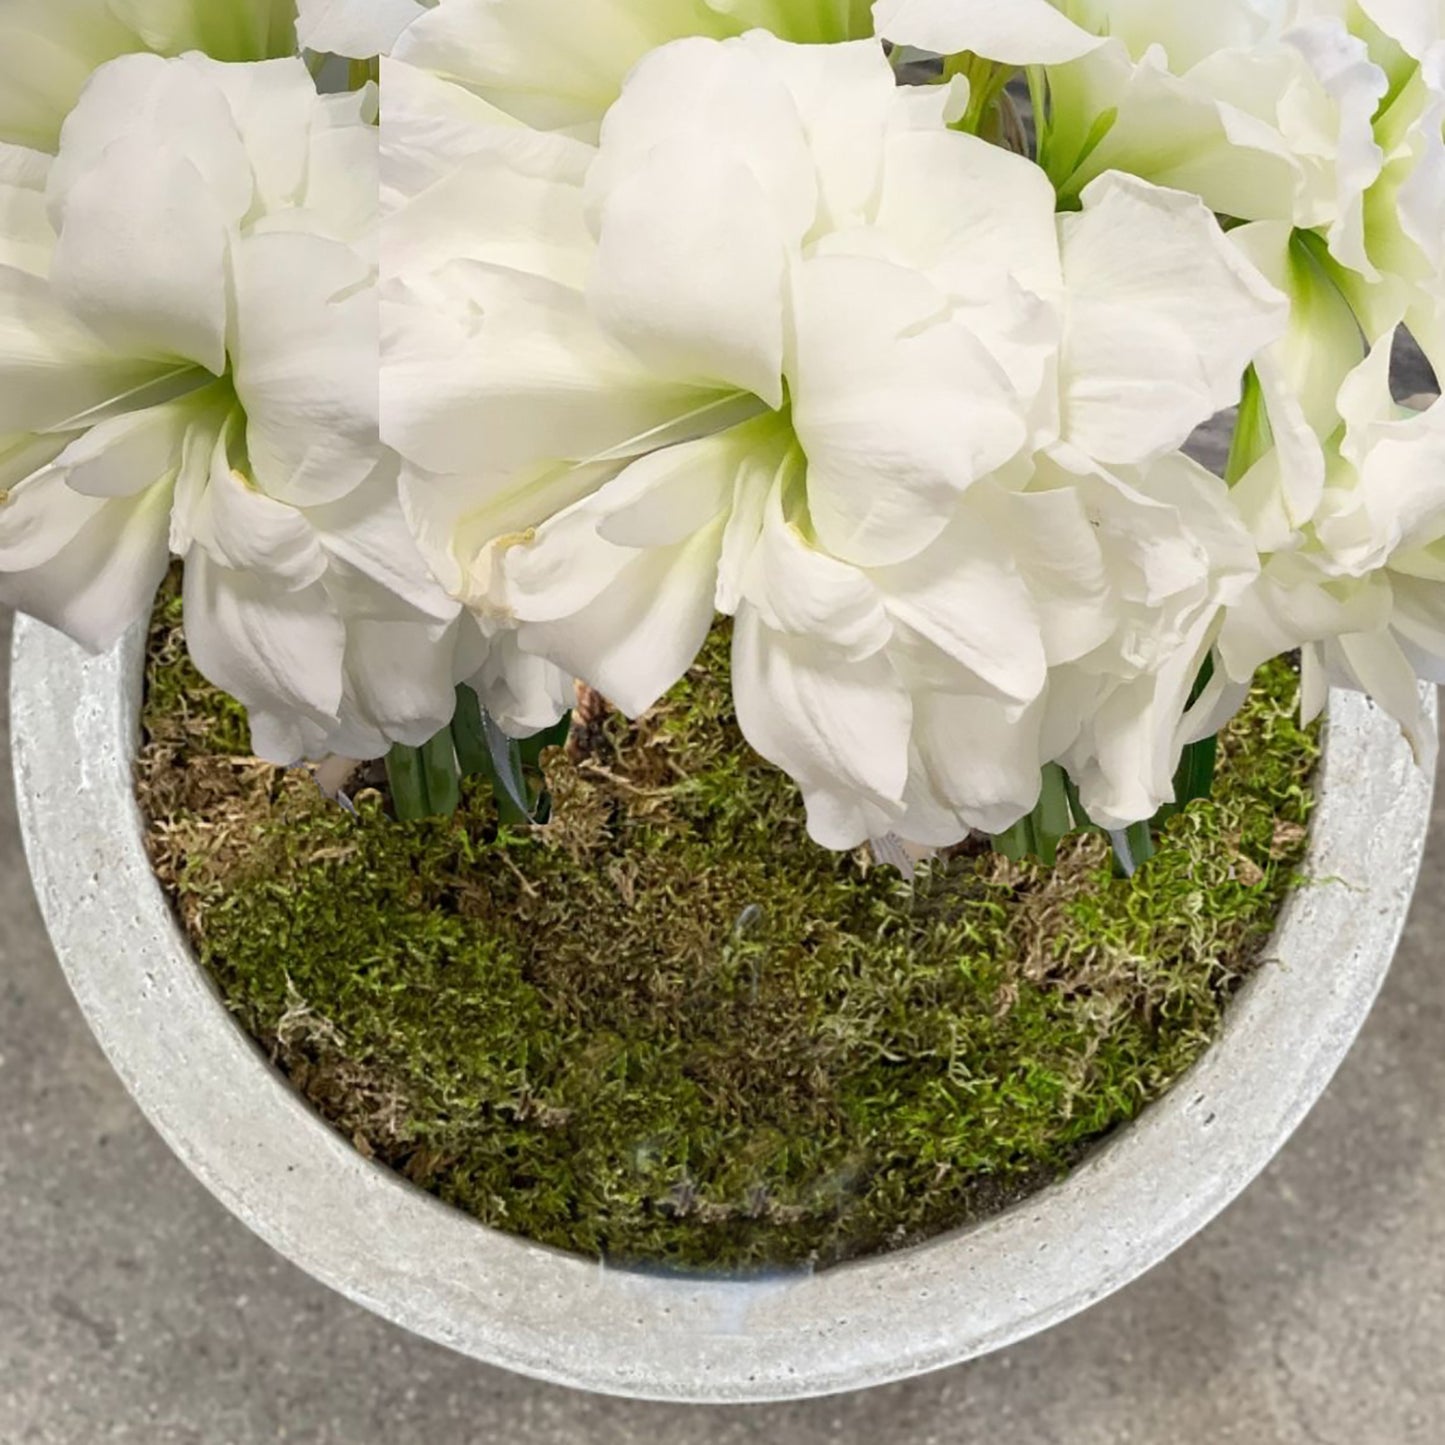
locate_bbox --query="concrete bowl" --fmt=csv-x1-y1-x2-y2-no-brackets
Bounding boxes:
10,616,1435,1403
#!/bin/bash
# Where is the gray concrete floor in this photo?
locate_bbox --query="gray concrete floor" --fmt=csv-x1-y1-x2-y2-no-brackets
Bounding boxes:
3,344,1444,1445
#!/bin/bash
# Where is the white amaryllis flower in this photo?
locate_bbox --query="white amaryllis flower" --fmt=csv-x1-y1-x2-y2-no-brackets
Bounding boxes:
389,0,874,135
880,2,1395,276
1214,37,1443,558
1221,344,1445,764
384,34,1282,846
0,0,298,150
1353,43,1445,372
0,53,463,762
296,0,427,58
872,0,1100,64
1356,0,1445,63
902,1,1441,569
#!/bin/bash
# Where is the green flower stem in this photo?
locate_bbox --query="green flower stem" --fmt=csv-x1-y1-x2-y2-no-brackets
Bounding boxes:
420,730,462,818
993,814,1036,863
1027,66,1051,169
993,731,1222,875
1121,820,1157,875
991,765,1079,866
1176,734,1221,809
1037,764,1073,847
385,744,431,822
943,52,1020,138
348,57,381,90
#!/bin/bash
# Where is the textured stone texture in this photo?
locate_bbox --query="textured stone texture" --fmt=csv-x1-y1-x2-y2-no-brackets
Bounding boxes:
3,340,1442,1441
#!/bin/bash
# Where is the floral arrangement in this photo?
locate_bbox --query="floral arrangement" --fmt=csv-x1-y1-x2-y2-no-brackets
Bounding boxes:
1,0,1441,871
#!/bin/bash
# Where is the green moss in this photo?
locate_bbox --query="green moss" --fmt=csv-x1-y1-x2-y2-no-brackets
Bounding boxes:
143,578,254,759
138,587,1319,1272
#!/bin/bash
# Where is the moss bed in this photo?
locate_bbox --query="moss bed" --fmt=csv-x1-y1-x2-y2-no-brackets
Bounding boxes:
137,580,1320,1272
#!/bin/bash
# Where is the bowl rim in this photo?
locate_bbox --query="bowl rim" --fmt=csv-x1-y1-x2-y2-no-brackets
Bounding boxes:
10,614,1436,1404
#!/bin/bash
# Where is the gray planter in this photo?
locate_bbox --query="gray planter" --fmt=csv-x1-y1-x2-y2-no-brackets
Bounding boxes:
10,615,1436,1404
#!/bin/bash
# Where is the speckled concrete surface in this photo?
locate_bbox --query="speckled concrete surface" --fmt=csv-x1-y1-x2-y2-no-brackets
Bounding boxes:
2,346,1442,1445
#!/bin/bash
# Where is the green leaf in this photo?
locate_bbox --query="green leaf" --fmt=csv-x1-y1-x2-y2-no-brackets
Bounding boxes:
449,684,490,776
480,712,534,825
1226,366,1272,486
450,683,569,827
518,712,573,771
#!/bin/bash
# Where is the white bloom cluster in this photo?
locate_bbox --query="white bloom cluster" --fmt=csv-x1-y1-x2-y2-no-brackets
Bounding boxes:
0,34,462,760
1,0,1442,856
0,0,298,149
384,30,1280,842
295,0,426,59
871,0,1445,775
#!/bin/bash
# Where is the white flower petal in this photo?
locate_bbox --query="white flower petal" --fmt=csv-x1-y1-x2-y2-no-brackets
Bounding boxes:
1060,172,1288,465
230,230,381,507
1067,623,1214,830
385,138,593,292
47,54,254,225
53,385,227,498
874,128,1064,302
310,458,460,622
380,58,547,203
185,415,328,589
515,527,725,719
336,613,461,754
990,481,1116,666
715,438,793,615
0,263,171,435
0,467,172,650
589,140,789,405
872,0,1102,63
1048,38,1304,218
1219,567,1391,679
0,141,54,276
586,35,817,241
1359,0,1445,60
393,0,735,134
0,0,294,153
732,605,913,848
501,428,762,713
296,0,423,58
1280,18,1389,276
731,32,900,232
874,500,1050,703
463,619,574,739
739,479,893,661
910,690,1046,836
789,252,1028,566
182,547,346,763
381,264,721,483
1336,627,1436,765
0,1,137,151
192,55,324,216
